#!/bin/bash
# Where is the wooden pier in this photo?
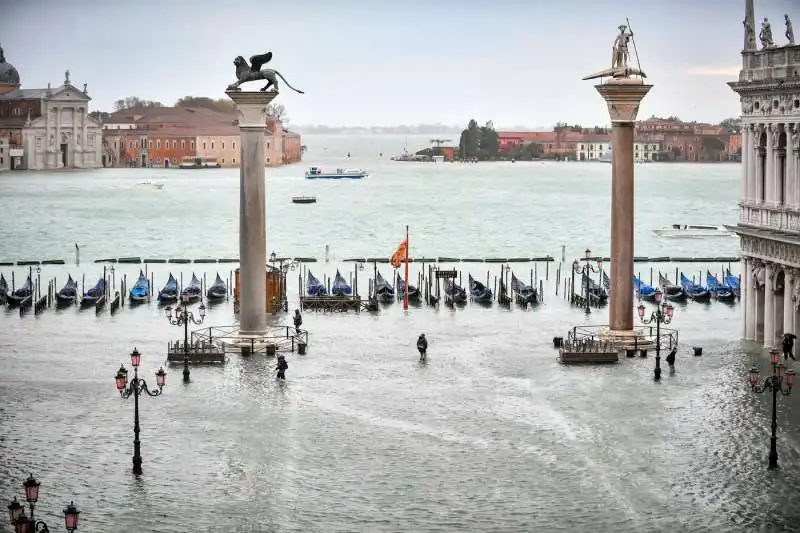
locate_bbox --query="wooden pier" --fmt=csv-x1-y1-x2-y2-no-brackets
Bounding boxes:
167,340,226,364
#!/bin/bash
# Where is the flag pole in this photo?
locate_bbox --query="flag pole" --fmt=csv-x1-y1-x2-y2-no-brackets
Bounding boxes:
404,225,409,310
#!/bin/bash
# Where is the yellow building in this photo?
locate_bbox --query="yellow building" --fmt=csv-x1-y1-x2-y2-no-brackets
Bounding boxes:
195,124,285,168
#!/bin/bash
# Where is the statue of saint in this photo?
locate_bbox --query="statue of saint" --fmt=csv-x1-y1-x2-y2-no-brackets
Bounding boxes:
786,15,795,45
744,16,756,49
611,25,633,70
760,17,774,48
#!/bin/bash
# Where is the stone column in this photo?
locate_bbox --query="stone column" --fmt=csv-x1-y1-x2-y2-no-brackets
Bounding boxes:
764,262,775,347
784,268,795,336
765,125,775,205
741,126,750,202
742,257,751,339
226,90,277,336
790,124,799,208
594,79,652,332
754,124,763,202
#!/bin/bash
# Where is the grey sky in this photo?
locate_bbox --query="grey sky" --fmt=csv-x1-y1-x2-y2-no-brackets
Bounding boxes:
1,0,796,127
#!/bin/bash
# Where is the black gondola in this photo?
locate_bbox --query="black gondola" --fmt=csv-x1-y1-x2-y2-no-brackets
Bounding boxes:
158,273,179,303
80,278,106,308
658,272,686,301
0,273,7,305
395,273,420,301
56,275,79,306
207,273,227,301
443,278,467,304
7,276,32,307
375,271,395,302
181,273,202,302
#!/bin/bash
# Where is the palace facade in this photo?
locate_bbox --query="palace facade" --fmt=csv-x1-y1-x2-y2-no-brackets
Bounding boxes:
729,1,800,347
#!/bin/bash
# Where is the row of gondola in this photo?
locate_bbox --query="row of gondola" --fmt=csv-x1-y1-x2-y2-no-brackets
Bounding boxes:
633,270,741,303
127,270,228,304
305,269,539,305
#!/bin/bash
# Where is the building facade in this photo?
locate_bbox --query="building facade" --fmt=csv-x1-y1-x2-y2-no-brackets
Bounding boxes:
730,1,800,347
0,132,9,171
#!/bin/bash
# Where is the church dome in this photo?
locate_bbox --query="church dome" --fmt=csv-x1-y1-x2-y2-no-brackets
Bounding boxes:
0,45,20,87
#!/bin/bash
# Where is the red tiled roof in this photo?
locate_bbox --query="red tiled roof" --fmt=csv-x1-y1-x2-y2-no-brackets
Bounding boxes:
497,131,553,141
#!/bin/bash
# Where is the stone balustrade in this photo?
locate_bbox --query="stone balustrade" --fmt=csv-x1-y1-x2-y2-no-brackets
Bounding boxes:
740,202,800,231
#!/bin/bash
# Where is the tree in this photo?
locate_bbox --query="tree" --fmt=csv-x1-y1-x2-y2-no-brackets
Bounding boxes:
701,136,726,151
266,103,288,123
478,121,499,158
113,97,163,111
174,96,235,114
719,117,740,131
458,119,481,159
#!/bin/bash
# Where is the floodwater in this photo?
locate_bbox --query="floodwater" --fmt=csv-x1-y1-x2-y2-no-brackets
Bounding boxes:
1,136,798,532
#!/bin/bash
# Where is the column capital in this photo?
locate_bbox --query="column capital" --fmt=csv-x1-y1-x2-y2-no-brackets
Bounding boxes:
225,90,278,129
594,79,652,123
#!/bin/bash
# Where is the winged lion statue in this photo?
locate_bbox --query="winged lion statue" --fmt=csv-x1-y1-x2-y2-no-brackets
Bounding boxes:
226,52,305,94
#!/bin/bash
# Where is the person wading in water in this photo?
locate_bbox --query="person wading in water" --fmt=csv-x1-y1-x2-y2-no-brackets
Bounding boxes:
782,333,797,361
293,309,303,334
417,333,428,362
276,354,288,380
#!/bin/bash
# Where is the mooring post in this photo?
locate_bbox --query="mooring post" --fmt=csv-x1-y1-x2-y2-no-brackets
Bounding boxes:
546,261,549,280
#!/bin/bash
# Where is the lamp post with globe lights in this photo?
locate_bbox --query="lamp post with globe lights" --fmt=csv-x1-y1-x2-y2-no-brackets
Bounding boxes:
748,349,796,470
572,249,603,313
637,292,674,381
6,474,80,532
165,297,206,383
115,348,166,476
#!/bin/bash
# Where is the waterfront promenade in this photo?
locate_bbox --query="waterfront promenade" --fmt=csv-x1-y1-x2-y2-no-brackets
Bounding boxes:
1,146,798,531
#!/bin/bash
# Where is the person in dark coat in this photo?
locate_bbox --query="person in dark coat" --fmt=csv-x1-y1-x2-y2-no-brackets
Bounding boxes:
293,309,303,334
417,333,428,361
276,354,288,380
666,348,676,371
782,333,797,361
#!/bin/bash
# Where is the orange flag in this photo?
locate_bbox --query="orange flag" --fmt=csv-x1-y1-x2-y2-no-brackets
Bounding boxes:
390,240,407,268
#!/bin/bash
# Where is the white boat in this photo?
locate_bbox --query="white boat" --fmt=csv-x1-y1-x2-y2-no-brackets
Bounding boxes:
653,224,734,238
179,156,221,169
137,179,164,189
305,167,368,179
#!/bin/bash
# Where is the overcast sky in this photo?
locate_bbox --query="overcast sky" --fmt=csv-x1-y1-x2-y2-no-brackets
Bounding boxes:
1,0,796,127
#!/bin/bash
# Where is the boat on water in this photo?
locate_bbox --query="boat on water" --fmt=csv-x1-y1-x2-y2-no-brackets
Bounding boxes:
679,273,711,301
306,271,327,296
181,273,202,302
157,273,179,303
658,272,686,301
137,179,164,189
634,275,662,301
374,272,395,303
206,273,227,301
724,269,741,298
653,224,734,238
292,196,317,204
469,275,493,303
511,273,538,304
7,276,32,307
129,270,150,303
56,275,79,306
179,156,221,169
80,278,106,308
332,270,353,296
583,272,609,305
443,278,468,304
305,167,368,179
0,273,7,304
396,273,420,301
706,271,736,301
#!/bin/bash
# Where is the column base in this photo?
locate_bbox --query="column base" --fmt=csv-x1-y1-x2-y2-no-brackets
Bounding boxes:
597,327,656,350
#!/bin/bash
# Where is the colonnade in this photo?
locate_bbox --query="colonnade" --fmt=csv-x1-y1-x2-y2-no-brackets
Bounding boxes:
741,256,800,347
741,122,800,207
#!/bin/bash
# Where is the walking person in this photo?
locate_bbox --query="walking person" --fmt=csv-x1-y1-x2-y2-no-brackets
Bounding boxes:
782,332,797,361
276,354,288,380
417,333,428,362
293,309,303,335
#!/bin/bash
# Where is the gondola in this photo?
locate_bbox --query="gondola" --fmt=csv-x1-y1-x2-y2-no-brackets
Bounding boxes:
583,272,609,305
7,276,32,307
396,273,420,301
706,271,736,301
510,273,538,304
332,270,353,296
724,269,741,298
679,273,711,301
56,275,79,306
129,270,150,304
469,274,493,303
157,273,179,303
181,273,202,302
634,275,662,301
443,278,467,304
0,273,7,305
80,278,106,308
658,272,686,301
206,273,227,301
375,271,395,303
306,271,327,296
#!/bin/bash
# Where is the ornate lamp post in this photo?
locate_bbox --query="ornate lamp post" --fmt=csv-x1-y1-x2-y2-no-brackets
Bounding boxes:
115,348,166,476
748,349,796,470
637,292,673,381
573,249,603,313
165,297,206,382
6,474,80,532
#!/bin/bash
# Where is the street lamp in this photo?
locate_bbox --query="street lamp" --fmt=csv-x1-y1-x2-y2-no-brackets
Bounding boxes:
748,349,797,470
165,297,206,382
573,249,602,313
637,292,674,381
115,348,166,476
6,474,80,532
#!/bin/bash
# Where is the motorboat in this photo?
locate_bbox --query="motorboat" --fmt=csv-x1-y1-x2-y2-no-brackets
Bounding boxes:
292,196,317,204
653,224,734,238
305,167,368,179
137,179,164,189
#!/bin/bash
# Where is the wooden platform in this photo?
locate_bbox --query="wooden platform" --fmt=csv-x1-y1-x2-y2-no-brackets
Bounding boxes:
300,295,377,312
167,340,225,364
559,349,619,364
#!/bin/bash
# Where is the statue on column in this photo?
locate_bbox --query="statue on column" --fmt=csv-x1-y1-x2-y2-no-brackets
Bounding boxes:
760,18,775,48
582,23,646,80
744,15,756,49
787,15,795,45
